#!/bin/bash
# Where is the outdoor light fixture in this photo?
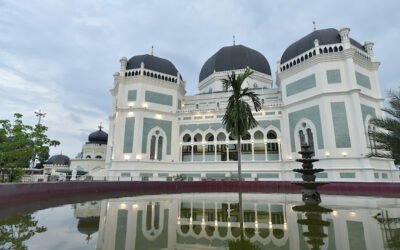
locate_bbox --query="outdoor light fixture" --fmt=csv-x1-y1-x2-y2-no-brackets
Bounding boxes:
325,152,331,156
342,152,347,157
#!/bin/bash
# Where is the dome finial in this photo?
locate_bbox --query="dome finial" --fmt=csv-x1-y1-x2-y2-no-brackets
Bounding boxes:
233,35,236,46
312,21,316,31
98,122,103,131
150,45,154,56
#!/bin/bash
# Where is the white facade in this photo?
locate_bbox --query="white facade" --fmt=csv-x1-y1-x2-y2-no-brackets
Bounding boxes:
96,193,400,250
105,27,399,182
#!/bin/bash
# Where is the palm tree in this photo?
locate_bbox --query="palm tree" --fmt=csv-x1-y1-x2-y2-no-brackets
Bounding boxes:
222,68,262,180
369,88,400,165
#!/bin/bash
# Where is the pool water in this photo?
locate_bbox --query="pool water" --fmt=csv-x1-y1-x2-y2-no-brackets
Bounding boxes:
1,192,399,250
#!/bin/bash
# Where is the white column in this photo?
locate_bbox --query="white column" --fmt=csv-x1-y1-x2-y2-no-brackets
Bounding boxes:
251,142,255,161
214,142,217,162
191,145,194,162
202,145,205,162
226,143,230,162
265,142,268,161
278,139,282,161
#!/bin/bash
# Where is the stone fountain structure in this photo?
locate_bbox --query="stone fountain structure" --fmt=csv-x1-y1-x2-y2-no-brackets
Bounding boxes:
292,144,329,203
292,143,333,250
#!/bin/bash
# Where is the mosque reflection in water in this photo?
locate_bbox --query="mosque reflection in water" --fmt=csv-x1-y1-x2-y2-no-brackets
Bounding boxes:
69,192,400,250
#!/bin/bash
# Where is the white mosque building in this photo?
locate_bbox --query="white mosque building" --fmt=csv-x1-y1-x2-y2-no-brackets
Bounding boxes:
76,26,398,182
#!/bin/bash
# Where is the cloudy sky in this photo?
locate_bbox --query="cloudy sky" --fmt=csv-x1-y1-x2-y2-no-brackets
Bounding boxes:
0,0,399,158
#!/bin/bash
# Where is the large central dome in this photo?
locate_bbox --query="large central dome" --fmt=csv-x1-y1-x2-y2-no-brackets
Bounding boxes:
126,54,179,76
199,45,271,82
281,28,366,63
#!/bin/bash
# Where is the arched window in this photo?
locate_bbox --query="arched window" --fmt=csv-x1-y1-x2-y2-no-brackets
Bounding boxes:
267,130,278,152
86,155,91,159
193,133,202,153
241,133,251,152
196,103,199,109
217,102,220,108
206,133,214,152
261,98,265,104
149,129,165,160
150,136,156,160
306,128,315,154
95,155,102,159
157,137,163,160
297,122,316,155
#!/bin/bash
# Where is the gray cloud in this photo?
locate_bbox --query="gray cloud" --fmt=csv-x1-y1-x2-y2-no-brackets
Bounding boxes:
0,0,399,157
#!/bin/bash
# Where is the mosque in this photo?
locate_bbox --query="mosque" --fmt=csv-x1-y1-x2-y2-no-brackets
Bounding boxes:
55,26,398,182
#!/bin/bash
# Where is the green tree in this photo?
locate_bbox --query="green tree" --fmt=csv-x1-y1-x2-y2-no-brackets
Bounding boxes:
222,68,261,180
0,113,60,182
369,89,400,165
0,214,47,250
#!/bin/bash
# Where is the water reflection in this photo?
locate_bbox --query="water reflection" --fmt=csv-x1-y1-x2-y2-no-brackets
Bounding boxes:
0,214,46,249
1,193,400,249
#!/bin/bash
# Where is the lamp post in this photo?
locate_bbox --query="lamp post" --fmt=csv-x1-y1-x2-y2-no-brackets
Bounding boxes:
32,109,46,168
34,109,46,125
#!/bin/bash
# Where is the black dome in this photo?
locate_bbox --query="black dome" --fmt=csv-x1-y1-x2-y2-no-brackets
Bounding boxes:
199,44,271,82
126,54,179,76
77,217,100,236
46,154,70,165
88,129,108,145
281,28,366,63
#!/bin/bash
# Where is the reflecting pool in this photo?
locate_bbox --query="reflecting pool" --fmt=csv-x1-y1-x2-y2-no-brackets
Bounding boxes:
1,192,400,250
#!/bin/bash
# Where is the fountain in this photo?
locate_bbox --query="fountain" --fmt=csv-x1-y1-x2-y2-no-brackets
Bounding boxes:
292,144,330,203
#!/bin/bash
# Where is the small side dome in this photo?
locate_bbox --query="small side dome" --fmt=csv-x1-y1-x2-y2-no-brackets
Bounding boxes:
281,28,366,63
46,154,70,165
77,217,100,242
199,44,271,82
126,54,179,77
88,126,108,145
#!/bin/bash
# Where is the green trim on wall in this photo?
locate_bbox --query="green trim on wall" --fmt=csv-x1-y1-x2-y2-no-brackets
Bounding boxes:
361,104,376,122
206,173,226,179
145,90,173,106
180,123,223,134
127,90,137,101
142,118,172,154
355,71,371,89
158,173,169,177
347,221,367,250
374,173,379,179
121,172,131,177
286,74,316,97
139,173,153,177
181,173,202,178
231,173,252,178
123,117,135,153
265,112,275,115
115,209,128,250
178,99,182,109
326,69,341,84
257,173,279,178
205,115,214,119
216,115,224,118
288,105,324,152
382,173,388,179
183,117,192,120
331,102,351,148
194,116,202,120
135,210,169,250
258,120,281,130
340,172,356,178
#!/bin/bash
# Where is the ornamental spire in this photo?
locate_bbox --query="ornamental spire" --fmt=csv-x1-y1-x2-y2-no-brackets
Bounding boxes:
150,45,154,56
313,21,316,31
98,122,103,130
233,35,236,46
